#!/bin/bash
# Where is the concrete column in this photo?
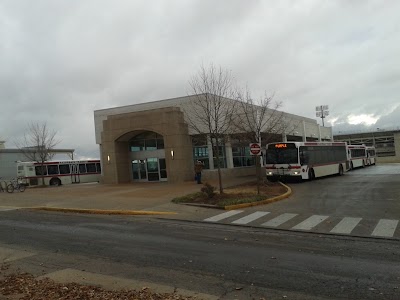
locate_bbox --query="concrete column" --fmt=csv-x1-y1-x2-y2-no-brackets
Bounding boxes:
225,137,234,168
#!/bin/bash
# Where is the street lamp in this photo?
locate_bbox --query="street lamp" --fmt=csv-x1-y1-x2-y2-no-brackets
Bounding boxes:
316,105,329,127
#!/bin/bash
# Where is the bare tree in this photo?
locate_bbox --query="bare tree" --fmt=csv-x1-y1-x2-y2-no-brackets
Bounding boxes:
16,122,60,186
185,64,238,194
233,88,284,194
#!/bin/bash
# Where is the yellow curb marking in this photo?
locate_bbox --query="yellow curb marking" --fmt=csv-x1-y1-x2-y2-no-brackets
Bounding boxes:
28,207,177,215
223,181,292,210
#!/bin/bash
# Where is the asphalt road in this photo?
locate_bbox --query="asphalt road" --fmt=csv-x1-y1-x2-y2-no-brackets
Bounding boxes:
198,163,400,239
0,210,399,299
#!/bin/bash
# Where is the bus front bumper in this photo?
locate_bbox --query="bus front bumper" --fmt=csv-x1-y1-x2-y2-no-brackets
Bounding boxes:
266,173,303,182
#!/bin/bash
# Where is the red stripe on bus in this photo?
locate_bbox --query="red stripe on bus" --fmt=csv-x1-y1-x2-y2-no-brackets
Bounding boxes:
309,161,347,168
23,173,100,179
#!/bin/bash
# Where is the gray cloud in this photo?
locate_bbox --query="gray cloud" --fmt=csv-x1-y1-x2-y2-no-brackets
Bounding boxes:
0,0,399,158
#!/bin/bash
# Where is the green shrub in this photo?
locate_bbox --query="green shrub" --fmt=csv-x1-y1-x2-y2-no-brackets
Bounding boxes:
201,182,216,199
171,192,204,203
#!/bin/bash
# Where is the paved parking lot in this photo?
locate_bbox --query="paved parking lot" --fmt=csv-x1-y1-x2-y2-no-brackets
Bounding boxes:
0,176,252,216
1,164,399,239
199,163,400,239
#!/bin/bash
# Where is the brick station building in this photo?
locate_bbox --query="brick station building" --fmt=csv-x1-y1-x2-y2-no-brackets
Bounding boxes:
94,94,333,184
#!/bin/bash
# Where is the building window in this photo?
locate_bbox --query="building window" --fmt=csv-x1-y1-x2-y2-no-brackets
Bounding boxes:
192,135,209,169
232,146,255,167
193,146,209,168
213,144,227,168
192,135,227,169
129,132,164,152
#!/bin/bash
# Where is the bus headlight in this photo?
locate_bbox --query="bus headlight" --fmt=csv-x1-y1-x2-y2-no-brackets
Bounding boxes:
267,171,273,175
293,171,299,175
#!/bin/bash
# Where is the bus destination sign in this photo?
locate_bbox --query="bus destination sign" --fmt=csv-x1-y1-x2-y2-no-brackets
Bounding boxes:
275,143,287,148
273,143,296,149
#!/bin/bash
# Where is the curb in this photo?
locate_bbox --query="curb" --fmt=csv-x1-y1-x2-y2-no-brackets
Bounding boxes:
27,207,177,216
223,181,292,210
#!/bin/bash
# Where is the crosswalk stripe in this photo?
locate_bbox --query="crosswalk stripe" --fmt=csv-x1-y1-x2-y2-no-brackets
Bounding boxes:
231,211,270,224
330,217,362,234
202,211,400,238
203,210,243,222
292,215,329,231
371,219,399,237
262,213,298,227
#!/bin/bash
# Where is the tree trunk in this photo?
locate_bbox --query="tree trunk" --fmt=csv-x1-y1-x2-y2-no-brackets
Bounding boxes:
256,157,260,195
40,161,46,186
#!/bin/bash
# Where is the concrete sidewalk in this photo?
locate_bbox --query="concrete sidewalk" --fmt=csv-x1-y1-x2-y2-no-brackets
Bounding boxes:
0,176,258,221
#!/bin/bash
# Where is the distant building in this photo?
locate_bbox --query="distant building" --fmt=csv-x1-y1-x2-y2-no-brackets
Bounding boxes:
334,129,400,163
94,94,333,184
0,144,75,180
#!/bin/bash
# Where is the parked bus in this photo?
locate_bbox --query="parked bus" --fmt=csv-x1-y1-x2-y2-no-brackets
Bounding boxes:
17,160,101,186
366,146,377,166
265,142,348,181
346,144,367,169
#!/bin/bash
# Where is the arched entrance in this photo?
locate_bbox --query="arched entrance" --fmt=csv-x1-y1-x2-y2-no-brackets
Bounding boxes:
128,131,167,182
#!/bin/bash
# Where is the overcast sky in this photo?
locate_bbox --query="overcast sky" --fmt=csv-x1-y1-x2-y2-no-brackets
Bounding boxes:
1,0,399,159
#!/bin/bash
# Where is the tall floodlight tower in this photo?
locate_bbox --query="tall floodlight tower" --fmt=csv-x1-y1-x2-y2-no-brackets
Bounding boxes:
316,105,329,127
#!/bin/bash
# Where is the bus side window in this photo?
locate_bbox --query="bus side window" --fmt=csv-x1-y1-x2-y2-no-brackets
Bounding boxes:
79,164,87,174
47,165,59,175
35,166,47,176
59,164,70,174
300,148,308,165
86,163,96,173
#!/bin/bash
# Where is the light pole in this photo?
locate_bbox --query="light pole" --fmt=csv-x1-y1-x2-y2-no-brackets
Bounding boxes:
316,105,329,127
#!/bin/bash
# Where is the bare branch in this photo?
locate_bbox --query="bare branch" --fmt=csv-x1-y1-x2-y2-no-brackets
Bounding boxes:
184,63,238,193
233,87,285,145
15,121,60,163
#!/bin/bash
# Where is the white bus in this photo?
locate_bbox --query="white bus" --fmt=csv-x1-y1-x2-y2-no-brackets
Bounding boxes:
265,142,348,181
17,160,101,186
366,146,377,166
346,144,367,169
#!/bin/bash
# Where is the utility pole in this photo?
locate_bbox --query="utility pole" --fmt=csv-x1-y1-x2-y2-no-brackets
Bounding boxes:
316,105,329,127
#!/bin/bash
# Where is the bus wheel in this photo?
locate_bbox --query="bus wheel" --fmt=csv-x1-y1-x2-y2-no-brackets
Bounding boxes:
50,178,61,186
362,160,365,168
308,169,315,181
338,164,344,176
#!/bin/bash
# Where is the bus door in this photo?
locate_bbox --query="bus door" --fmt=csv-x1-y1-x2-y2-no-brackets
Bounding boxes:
70,163,80,183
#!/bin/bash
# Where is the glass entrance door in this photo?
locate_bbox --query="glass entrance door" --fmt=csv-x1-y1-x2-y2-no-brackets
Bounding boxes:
132,159,147,181
131,158,167,182
146,158,159,181
159,158,167,180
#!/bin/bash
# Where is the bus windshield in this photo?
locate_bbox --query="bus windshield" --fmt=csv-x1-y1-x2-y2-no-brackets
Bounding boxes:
266,148,299,164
